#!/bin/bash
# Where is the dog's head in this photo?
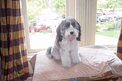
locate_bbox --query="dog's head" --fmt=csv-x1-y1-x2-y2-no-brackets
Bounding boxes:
56,17,81,42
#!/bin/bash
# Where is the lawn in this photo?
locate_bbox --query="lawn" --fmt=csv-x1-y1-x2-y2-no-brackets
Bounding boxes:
96,20,121,38
96,28,120,38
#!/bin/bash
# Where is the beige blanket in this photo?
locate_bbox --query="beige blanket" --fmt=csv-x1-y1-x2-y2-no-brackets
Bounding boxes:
33,45,122,81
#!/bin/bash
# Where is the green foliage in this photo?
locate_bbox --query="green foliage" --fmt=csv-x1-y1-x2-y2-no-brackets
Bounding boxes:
97,0,119,9
96,20,121,38
101,21,116,28
27,0,65,23
50,0,65,14
96,24,103,30
96,29,120,38
118,0,122,7
27,0,50,23
41,0,49,8
97,0,108,9
27,1,42,23
96,20,121,31
106,0,118,8
40,29,52,33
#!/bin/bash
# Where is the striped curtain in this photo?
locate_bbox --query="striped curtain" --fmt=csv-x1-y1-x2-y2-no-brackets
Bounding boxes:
0,0,30,81
117,18,122,60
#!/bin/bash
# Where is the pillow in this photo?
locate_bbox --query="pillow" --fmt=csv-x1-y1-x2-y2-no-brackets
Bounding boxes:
33,45,122,81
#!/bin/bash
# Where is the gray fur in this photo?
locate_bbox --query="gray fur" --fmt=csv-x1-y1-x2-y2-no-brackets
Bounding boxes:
46,17,81,68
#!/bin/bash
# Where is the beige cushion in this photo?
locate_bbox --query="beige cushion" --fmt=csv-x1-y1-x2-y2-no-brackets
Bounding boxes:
32,45,122,81
29,54,37,71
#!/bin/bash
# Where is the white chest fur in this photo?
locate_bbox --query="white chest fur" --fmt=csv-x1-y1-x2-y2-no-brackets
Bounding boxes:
59,39,79,52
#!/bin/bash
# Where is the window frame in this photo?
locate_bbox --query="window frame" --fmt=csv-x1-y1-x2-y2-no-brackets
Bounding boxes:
21,0,45,53
21,0,117,53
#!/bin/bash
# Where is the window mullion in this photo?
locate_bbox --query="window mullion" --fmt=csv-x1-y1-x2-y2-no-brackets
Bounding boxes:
21,0,30,53
65,0,75,18
74,0,97,47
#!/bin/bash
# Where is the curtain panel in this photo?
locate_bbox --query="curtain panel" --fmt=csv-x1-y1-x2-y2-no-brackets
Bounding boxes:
0,0,30,81
117,18,122,60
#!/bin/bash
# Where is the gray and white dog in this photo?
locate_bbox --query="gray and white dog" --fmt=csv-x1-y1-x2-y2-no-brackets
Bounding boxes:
46,17,81,68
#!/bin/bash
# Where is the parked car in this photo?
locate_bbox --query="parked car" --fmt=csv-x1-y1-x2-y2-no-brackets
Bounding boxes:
99,16,108,22
96,15,100,24
29,23,51,32
29,26,31,32
33,25,50,32
113,14,121,21
96,11,104,23
106,15,115,22
96,12,103,17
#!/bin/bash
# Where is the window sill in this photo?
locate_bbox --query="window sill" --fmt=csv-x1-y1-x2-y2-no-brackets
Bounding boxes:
27,53,37,60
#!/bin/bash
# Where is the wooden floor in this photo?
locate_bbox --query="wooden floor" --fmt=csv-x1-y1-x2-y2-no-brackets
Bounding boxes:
97,77,119,81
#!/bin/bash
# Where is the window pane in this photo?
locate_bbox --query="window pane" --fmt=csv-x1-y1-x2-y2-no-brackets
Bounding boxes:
27,0,65,49
95,0,122,47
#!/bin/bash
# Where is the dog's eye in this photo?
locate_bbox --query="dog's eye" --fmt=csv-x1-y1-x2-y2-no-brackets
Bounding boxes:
72,22,75,27
72,24,75,27
65,22,70,28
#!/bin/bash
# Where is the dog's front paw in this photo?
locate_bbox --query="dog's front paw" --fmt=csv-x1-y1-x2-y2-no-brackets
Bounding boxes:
72,58,81,64
62,63,72,68
53,55,61,60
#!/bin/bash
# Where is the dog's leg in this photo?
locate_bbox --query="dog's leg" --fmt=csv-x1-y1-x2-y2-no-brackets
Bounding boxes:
70,50,81,63
51,46,61,60
46,47,53,59
46,46,61,60
60,49,72,68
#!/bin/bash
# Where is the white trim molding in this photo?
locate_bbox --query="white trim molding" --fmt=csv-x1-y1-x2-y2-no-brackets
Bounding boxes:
66,0,97,47
21,0,43,53
21,0,30,53
65,0,75,18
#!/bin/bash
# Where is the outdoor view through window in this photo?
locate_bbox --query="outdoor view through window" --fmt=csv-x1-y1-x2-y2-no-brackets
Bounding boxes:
27,0,65,49
27,0,122,50
95,0,122,47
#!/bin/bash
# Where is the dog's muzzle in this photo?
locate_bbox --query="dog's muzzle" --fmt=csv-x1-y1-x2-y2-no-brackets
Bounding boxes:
70,31,74,35
68,31,74,41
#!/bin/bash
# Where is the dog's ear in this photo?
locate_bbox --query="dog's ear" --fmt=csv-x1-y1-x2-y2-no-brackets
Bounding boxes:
76,22,81,41
56,21,63,42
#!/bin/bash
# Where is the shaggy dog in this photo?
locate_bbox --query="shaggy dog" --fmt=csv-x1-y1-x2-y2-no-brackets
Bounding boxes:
46,17,81,68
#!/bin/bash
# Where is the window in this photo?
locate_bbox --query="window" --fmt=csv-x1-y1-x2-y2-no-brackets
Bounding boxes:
21,0,66,53
21,0,97,53
22,0,119,53
95,0,122,52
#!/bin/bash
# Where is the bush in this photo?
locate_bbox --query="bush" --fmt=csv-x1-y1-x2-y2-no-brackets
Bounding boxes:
96,25,101,29
96,24,104,31
40,29,52,33
96,20,121,31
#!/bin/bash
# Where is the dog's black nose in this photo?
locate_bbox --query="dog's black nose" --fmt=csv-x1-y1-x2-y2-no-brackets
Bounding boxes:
70,32,74,35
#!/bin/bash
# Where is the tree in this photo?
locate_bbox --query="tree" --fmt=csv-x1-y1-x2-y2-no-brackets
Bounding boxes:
97,0,118,9
27,0,65,23
106,0,118,13
97,0,108,9
97,0,119,14
50,0,65,14
118,0,122,7
27,0,49,23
